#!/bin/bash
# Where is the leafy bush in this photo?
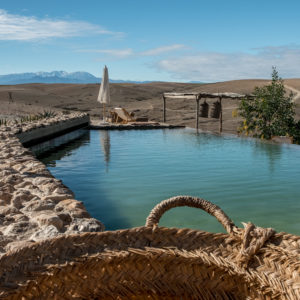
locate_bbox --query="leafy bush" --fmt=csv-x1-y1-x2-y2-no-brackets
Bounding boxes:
289,120,300,144
239,67,298,141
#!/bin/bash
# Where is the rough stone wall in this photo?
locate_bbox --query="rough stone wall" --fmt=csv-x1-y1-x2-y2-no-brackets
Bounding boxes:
0,113,104,255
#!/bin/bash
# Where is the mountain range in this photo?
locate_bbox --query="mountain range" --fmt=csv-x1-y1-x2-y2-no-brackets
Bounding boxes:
0,71,153,84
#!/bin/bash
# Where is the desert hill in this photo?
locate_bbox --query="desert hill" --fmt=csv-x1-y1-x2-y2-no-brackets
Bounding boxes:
1,79,299,134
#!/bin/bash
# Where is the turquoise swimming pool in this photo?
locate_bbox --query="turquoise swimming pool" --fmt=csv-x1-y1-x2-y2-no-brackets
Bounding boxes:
32,129,300,234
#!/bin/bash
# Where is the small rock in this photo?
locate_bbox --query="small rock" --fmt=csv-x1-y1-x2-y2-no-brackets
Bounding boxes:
0,192,12,205
32,177,52,186
14,181,34,189
0,235,14,248
53,187,73,196
13,214,29,222
0,169,16,177
1,183,15,194
3,221,34,236
70,209,90,218
11,190,34,209
42,194,71,203
5,240,35,252
13,163,26,172
33,210,64,230
2,174,23,186
57,212,72,225
23,199,55,212
0,206,19,216
29,225,60,242
68,218,104,233
55,199,85,211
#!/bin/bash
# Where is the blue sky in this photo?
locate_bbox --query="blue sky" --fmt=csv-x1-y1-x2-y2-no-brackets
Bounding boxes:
1,0,300,82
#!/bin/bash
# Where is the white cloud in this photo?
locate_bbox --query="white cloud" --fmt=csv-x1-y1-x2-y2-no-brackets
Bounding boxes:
79,44,186,59
140,44,186,56
155,46,300,82
0,9,121,40
79,48,134,58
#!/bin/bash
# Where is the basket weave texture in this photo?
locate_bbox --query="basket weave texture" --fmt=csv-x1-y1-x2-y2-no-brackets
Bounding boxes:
0,196,299,299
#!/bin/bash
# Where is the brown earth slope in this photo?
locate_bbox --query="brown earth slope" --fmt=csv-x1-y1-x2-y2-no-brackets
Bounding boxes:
1,79,300,134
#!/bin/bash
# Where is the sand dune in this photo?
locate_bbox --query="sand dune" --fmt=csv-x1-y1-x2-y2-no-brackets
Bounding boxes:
1,79,299,134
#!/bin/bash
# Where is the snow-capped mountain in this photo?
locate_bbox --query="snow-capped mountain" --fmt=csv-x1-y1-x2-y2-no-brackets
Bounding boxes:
0,71,100,84
0,71,153,84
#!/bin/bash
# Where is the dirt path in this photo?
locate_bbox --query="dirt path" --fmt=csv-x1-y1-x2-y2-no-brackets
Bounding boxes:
284,85,300,103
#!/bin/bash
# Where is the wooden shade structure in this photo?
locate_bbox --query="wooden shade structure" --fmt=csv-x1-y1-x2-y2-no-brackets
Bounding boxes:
162,92,254,132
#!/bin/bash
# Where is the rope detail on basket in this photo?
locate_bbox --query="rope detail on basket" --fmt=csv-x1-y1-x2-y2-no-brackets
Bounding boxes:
146,196,276,268
236,222,275,267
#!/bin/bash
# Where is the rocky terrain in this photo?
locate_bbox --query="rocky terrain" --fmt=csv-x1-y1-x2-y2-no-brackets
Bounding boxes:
1,79,299,134
0,113,104,255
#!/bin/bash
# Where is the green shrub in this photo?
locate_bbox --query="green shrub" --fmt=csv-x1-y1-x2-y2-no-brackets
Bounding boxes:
239,67,297,141
38,110,57,119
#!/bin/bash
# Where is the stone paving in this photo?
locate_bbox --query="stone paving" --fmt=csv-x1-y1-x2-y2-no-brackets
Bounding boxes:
0,113,104,255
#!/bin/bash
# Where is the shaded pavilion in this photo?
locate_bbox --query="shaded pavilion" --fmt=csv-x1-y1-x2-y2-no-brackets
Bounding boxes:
162,92,254,132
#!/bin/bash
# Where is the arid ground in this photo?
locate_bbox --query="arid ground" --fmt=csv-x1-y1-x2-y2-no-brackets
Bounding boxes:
1,79,300,134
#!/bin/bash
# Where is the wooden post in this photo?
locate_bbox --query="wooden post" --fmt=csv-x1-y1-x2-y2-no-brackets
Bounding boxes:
163,95,166,123
219,96,223,133
196,95,200,129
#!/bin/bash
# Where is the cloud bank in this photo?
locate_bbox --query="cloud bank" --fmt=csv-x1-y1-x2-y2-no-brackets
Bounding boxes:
155,46,300,82
0,9,121,40
79,45,300,81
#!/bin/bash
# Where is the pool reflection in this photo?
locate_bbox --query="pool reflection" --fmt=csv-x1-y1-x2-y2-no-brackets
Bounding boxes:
99,130,110,172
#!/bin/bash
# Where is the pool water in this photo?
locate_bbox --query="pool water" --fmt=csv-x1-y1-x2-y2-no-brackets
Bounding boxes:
32,129,300,234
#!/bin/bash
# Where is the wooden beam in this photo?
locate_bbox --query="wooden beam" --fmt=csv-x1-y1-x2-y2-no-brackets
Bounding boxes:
164,92,198,98
164,95,199,99
163,92,254,100
196,95,200,130
163,95,166,123
219,96,223,133
200,92,251,99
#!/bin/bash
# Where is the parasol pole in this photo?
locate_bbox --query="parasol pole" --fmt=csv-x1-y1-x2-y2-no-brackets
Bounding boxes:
103,103,106,121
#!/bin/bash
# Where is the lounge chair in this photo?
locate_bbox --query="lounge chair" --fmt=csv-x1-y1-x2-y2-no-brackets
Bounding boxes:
110,108,136,124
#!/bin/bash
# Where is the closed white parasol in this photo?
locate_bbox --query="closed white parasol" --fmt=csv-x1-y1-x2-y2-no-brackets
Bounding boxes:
97,65,110,122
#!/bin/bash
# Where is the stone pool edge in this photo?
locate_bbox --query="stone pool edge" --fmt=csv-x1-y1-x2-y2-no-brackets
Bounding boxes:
89,121,185,130
0,113,104,255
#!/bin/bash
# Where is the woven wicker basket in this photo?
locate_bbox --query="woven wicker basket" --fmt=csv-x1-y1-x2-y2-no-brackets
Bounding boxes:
0,196,299,299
